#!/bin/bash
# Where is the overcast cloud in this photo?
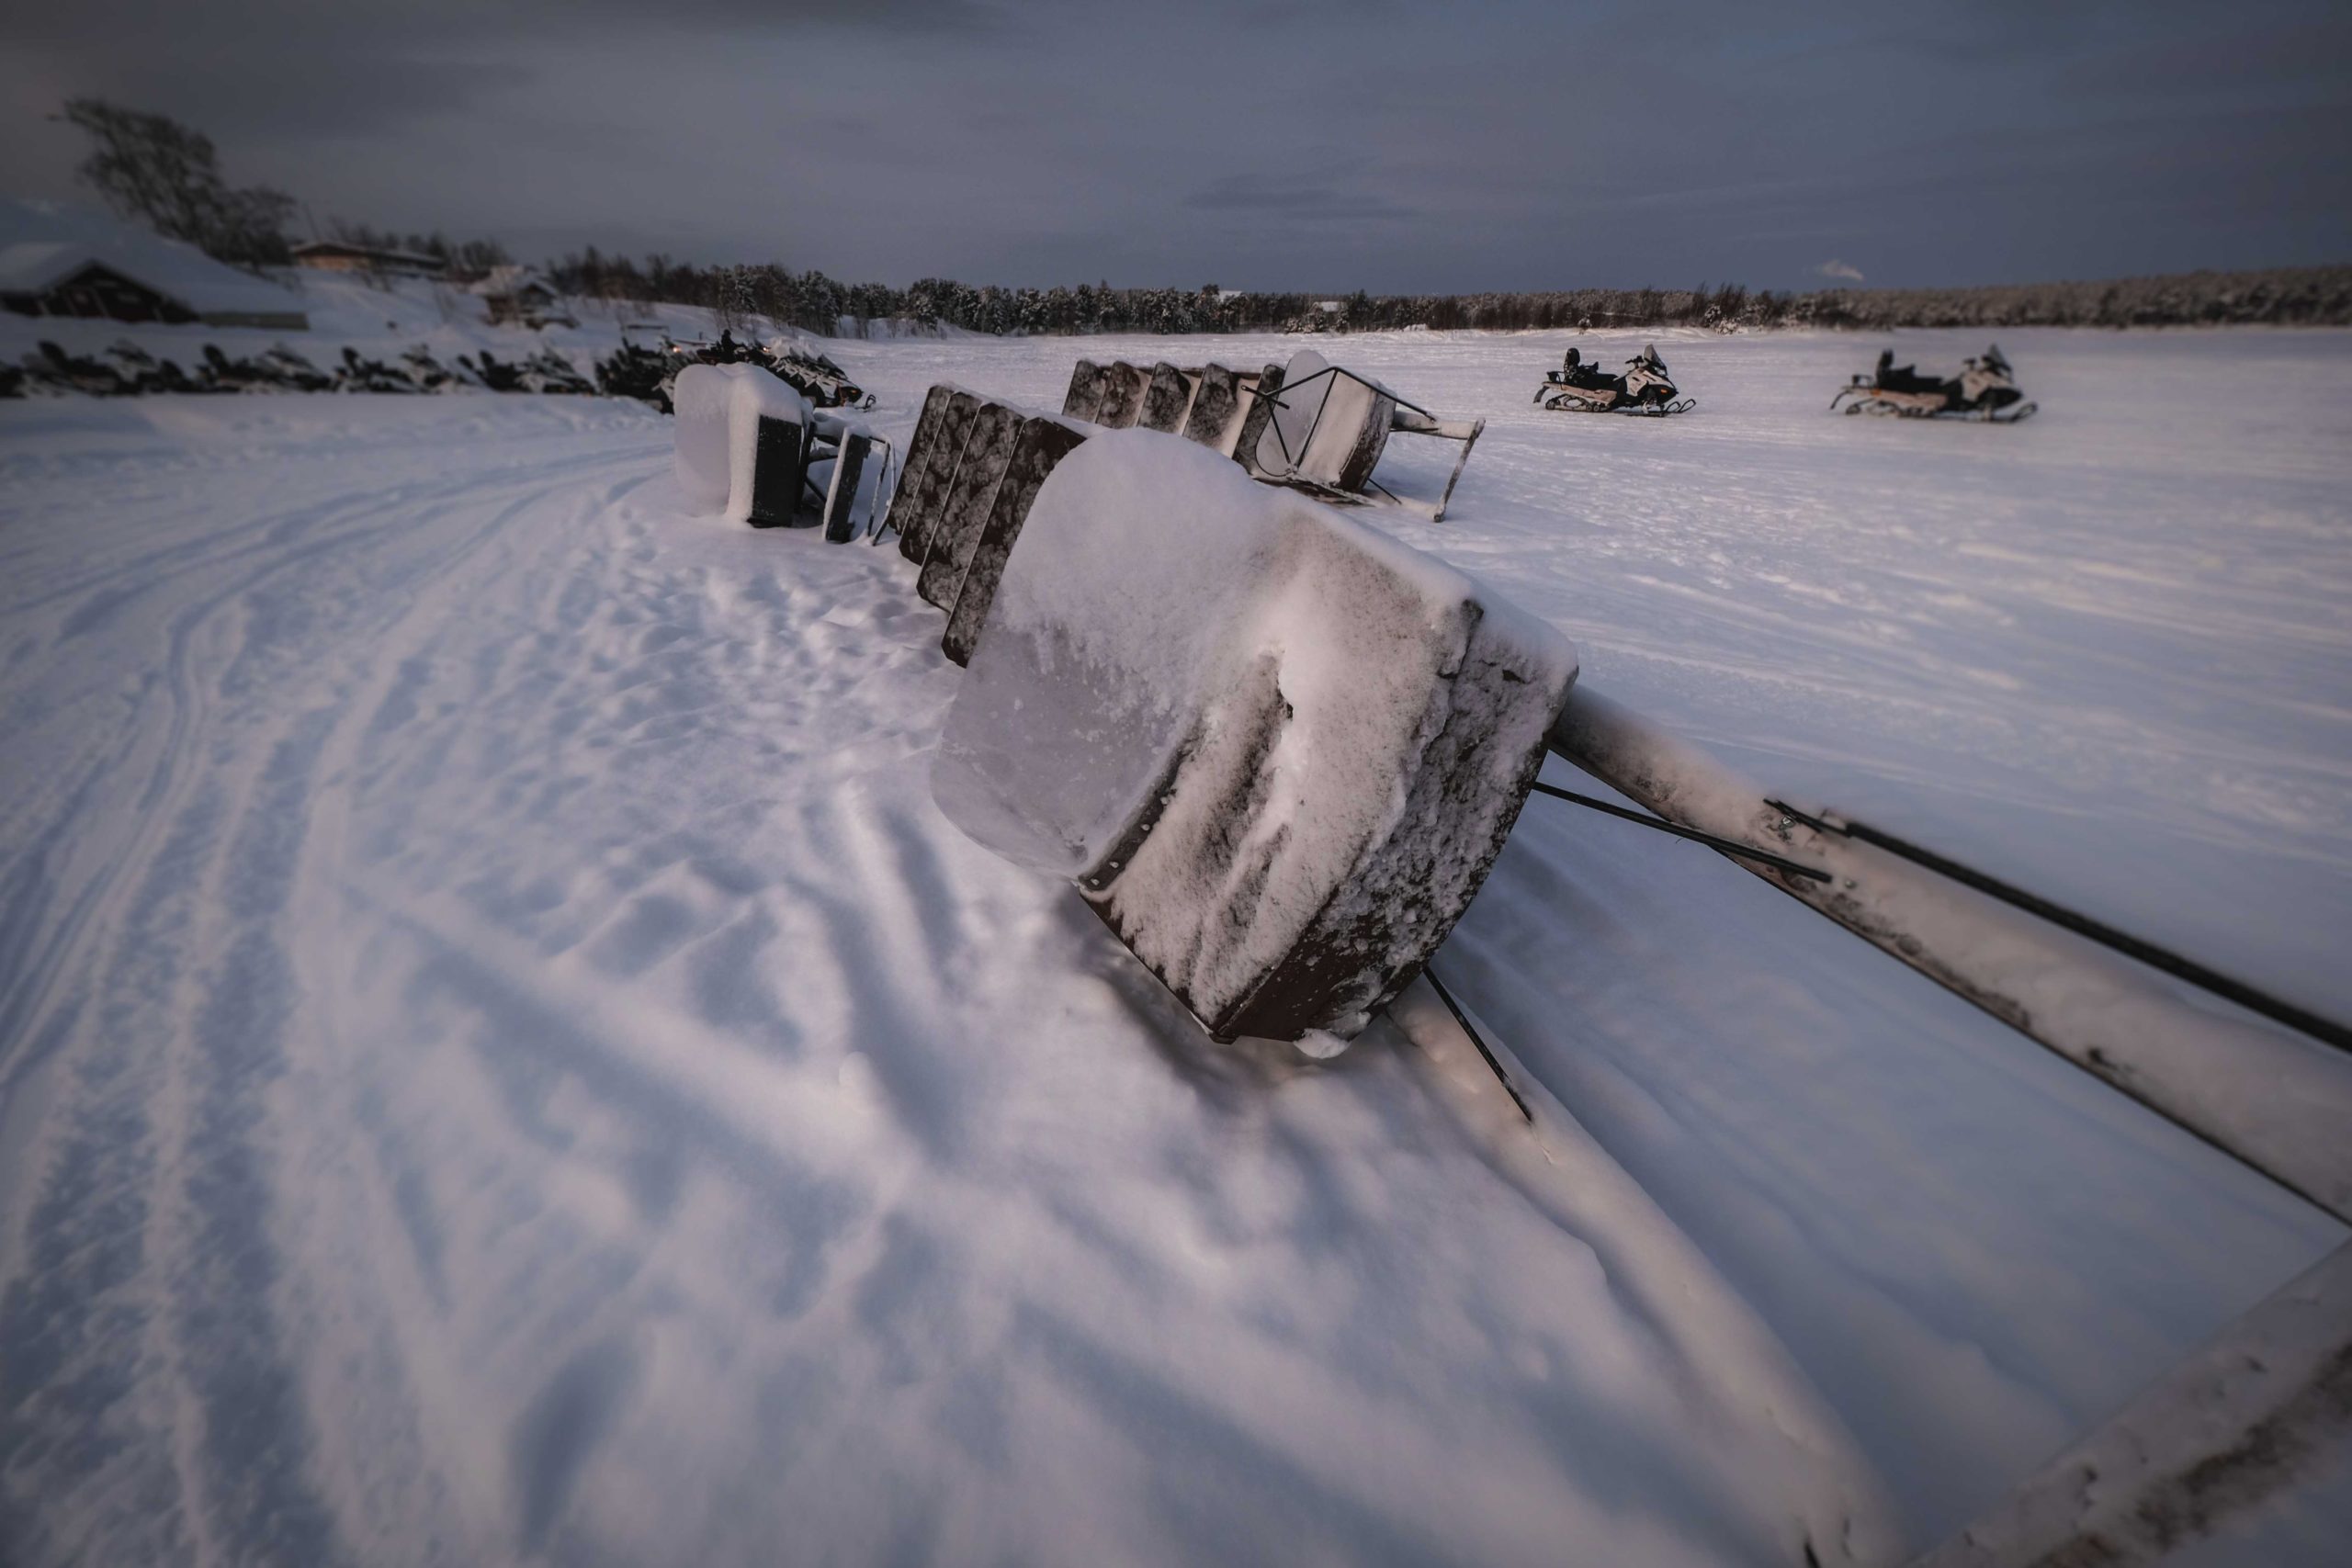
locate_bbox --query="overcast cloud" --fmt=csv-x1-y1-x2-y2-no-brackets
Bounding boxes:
1,0,2346,290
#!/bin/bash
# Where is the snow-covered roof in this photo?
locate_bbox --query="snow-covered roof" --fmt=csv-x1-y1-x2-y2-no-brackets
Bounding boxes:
0,200,307,321
0,241,97,295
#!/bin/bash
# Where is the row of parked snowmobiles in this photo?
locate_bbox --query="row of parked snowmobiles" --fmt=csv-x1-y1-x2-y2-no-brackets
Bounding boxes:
1531,342,2037,423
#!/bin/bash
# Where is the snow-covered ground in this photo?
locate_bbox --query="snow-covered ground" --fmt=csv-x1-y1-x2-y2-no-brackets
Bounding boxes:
1,326,2346,1566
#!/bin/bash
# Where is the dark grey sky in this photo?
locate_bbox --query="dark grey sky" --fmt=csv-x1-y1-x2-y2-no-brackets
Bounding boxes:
4,0,2346,291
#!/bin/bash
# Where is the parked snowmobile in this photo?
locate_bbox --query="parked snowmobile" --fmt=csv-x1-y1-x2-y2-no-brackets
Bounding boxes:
1832,344,2035,423
1533,344,1693,415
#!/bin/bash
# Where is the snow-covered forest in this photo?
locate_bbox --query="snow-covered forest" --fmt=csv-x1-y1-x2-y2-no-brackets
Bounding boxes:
545,254,2352,337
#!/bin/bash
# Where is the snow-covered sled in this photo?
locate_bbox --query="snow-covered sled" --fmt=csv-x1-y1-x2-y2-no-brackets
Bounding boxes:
1062,350,1486,522
1831,344,2036,423
671,363,892,540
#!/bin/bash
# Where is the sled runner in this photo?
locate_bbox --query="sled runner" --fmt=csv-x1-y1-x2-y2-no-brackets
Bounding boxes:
1533,343,1694,416
1832,344,2037,422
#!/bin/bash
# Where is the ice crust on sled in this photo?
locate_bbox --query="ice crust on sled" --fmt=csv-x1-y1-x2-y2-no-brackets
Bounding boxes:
672,363,813,525
932,430,1577,1043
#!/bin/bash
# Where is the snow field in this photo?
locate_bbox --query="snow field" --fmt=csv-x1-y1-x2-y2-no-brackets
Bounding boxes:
3,325,2349,1565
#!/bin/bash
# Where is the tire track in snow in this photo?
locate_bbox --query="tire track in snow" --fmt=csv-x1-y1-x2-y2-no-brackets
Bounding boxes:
0,421,656,1567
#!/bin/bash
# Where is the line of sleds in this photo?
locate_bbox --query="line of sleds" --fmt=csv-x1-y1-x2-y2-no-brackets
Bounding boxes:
1530,340,2038,423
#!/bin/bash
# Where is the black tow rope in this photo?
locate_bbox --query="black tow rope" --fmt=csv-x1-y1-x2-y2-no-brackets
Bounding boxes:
1423,967,1532,1123
1530,781,1830,884
1766,800,2352,1057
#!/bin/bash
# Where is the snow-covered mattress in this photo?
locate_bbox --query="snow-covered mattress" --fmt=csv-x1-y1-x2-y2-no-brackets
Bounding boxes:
932,428,1578,1043
672,363,812,526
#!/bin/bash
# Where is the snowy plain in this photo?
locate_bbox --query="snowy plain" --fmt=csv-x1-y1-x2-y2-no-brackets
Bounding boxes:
1,324,2348,1566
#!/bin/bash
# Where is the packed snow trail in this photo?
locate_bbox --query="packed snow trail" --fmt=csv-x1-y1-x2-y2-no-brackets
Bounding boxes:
1,327,2347,1565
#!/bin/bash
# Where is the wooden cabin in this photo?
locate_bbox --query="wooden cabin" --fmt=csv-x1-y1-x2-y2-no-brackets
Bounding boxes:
473,265,575,329
0,239,311,331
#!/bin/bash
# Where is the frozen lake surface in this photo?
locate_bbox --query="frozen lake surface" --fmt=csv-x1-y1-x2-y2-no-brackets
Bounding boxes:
2,326,2347,1565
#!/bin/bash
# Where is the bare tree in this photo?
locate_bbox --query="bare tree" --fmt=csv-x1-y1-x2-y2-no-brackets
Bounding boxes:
58,98,294,268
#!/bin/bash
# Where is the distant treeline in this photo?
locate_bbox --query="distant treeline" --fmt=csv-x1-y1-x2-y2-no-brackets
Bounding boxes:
545,252,2352,336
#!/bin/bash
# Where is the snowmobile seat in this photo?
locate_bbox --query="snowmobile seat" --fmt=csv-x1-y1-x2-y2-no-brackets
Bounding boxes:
1878,360,1936,394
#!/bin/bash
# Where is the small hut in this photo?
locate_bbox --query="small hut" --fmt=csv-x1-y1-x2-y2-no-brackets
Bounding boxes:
473,265,575,329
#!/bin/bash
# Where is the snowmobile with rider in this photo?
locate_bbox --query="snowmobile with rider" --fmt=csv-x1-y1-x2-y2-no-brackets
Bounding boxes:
1831,344,2035,423
1533,344,1693,416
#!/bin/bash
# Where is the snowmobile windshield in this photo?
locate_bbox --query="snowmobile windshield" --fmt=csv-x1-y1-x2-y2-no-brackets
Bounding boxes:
1984,345,2011,376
